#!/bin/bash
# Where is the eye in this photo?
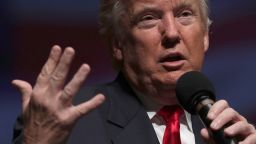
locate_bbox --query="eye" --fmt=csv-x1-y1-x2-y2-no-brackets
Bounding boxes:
177,9,194,25
179,10,193,17
136,14,159,28
141,15,156,21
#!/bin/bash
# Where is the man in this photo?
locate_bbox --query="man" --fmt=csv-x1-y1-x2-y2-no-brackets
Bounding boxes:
12,0,256,143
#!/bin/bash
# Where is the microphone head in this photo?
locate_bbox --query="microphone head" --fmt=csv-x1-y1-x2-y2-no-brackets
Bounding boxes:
175,71,216,114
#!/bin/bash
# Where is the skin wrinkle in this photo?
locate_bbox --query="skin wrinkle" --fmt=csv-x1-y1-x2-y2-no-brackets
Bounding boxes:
99,0,210,72
111,0,209,106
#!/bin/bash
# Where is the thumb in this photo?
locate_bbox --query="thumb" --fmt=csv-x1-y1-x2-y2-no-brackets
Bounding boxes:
12,79,33,112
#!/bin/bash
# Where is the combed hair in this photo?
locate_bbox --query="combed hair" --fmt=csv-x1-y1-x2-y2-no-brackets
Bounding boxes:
200,0,212,27
99,0,125,41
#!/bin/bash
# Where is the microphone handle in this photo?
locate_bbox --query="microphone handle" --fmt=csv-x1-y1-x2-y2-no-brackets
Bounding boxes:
198,102,238,144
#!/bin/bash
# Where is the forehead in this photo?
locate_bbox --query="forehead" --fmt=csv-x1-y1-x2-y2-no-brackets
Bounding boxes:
124,0,200,13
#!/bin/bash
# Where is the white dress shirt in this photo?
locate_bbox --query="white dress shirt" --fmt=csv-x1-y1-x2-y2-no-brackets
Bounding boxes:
147,111,195,144
133,88,196,144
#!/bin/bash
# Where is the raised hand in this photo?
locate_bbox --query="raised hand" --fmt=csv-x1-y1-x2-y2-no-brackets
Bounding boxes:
12,45,105,144
200,100,256,144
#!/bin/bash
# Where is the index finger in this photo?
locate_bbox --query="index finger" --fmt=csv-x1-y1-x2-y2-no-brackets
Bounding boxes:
207,100,229,120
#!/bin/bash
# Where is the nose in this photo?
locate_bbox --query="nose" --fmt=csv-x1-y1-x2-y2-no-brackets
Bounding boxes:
161,15,180,48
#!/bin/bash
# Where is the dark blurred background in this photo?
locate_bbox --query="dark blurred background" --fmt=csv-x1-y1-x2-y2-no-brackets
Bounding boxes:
1,0,256,143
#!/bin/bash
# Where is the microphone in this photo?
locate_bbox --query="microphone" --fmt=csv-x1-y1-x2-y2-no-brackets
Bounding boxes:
175,71,237,144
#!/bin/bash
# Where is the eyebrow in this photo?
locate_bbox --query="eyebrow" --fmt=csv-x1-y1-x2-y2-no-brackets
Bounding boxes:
131,1,195,15
129,4,163,25
131,3,163,16
173,1,195,13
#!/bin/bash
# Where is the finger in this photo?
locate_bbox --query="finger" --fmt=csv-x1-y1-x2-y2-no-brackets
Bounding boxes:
50,47,75,89
208,100,229,120
200,128,215,144
36,45,62,87
201,128,210,140
61,64,91,103
12,79,32,111
225,121,255,138
240,132,256,144
210,107,244,130
72,94,105,118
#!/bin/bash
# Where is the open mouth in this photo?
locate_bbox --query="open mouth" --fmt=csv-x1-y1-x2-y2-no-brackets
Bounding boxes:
160,53,185,63
159,53,185,71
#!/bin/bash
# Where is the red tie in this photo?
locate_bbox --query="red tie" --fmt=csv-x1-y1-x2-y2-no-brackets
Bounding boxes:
157,106,184,144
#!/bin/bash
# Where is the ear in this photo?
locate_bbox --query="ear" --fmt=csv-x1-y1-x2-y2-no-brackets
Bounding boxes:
203,31,209,52
112,39,123,61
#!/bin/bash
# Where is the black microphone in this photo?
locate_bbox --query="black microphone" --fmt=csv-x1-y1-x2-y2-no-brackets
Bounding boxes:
175,71,237,144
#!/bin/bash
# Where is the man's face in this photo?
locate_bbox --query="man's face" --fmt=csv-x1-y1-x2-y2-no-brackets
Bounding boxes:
113,0,209,105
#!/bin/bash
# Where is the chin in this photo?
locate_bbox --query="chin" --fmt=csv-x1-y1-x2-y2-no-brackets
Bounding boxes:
164,70,186,83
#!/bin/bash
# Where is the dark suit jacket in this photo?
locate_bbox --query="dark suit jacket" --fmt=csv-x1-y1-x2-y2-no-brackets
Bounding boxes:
13,73,205,144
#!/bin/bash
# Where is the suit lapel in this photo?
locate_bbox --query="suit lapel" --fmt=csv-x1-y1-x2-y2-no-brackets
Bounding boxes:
110,108,160,144
191,115,205,144
106,74,159,144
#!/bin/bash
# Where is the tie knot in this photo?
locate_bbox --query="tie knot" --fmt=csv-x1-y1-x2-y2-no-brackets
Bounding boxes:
157,105,183,123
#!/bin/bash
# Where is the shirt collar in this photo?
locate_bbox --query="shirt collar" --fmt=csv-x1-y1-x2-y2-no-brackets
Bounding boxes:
132,86,193,132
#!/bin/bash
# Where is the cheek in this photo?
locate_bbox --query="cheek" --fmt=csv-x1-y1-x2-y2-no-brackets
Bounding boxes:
182,28,206,69
133,28,161,49
123,30,162,73
124,44,155,70
129,29,161,59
